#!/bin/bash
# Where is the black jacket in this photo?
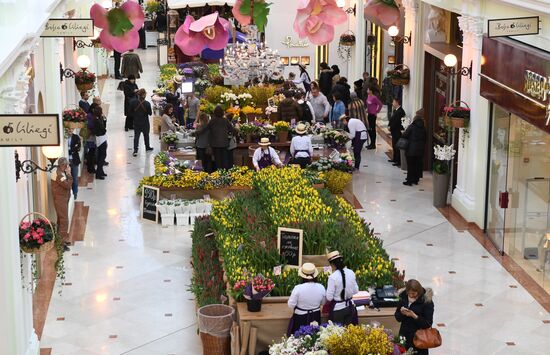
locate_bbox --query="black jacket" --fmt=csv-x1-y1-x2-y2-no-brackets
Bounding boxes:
130,98,152,128
332,82,351,107
402,118,426,157
394,288,434,349
318,69,333,97
389,107,405,133
207,115,235,148
278,98,302,122
123,81,139,116
68,134,81,166
93,116,107,137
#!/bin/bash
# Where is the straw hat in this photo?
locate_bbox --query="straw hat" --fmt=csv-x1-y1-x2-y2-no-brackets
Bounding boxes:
258,137,271,146
173,75,183,84
327,250,343,262
295,123,307,135
298,63,307,71
298,262,319,280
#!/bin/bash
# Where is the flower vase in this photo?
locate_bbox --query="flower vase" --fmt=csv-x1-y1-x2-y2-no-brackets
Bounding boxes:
246,298,262,312
433,172,450,207
277,131,288,142
245,133,252,143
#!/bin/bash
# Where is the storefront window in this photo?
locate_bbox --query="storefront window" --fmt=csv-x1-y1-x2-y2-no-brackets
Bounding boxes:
487,105,550,293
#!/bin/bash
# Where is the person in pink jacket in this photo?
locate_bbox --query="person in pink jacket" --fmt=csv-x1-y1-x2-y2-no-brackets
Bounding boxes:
365,86,383,149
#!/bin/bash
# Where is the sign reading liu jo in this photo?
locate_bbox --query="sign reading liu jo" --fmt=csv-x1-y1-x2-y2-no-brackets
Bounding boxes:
41,19,94,37
0,114,60,147
488,17,539,38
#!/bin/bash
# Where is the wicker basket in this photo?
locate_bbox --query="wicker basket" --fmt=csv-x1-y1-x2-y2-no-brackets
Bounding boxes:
197,304,234,355
76,82,94,91
444,101,470,128
63,121,85,129
19,212,56,254
389,64,410,86
339,30,356,47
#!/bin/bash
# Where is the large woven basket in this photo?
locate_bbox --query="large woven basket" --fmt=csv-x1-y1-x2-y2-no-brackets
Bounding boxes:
76,82,94,91
389,64,410,86
444,100,470,128
63,121,85,129
19,212,56,254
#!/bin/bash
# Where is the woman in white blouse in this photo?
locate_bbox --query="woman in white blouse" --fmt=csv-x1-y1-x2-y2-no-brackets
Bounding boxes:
252,138,283,171
290,123,313,168
287,262,326,335
326,251,359,325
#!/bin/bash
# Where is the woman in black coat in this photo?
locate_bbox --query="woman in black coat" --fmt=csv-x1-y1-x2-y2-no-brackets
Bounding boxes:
402,115,426,185
395,279,434,355
207,105,236,171
123,75,139,131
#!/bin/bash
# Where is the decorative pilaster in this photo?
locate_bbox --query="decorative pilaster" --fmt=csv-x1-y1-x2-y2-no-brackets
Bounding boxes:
401,0,422,116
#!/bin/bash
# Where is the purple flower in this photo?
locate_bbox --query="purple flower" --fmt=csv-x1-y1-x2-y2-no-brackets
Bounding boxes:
293,324,320,337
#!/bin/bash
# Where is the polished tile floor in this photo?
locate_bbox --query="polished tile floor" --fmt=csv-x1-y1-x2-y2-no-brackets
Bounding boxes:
41,48,550,354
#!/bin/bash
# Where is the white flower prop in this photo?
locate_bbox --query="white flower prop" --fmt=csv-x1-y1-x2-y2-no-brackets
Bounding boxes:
401,116,412,129
433,144,456,161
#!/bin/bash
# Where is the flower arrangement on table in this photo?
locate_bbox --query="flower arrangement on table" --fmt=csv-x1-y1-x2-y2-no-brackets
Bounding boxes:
433,144,456,175
322,129,350,148
265,106,278,115
226,106,241,119
270,322,412,355
194,78,210,95
274,121,291,133
233,273,275,309
241,105,263,117
161,132,179,145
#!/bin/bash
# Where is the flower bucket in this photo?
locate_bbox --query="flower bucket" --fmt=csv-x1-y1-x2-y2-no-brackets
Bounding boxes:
246,298,262,312
277,131,288,142
19,212,56,254
76,82,94,91
63,121,85,129
433,172,450,207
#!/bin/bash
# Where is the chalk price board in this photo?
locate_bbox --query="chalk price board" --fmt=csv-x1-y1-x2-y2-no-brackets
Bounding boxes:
277,227,303,268
141,185,160,223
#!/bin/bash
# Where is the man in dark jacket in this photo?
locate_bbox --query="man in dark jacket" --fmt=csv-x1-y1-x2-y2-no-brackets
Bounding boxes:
402,115,426,185
207,105,236,170
130,89,154,157
123,75,139,131
121,50,143,78
278,90,302,123
318,62,333,98
388,98,406,166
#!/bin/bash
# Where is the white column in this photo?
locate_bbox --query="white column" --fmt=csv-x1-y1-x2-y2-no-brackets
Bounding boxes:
352,0,365,81
402,0,423,115
451,15,489,226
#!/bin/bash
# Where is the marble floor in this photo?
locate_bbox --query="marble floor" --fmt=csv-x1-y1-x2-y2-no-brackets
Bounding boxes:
41,48,550,354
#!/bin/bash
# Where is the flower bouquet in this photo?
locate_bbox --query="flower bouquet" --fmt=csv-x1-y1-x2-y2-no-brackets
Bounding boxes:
62,108,87,129
162,132,179,149
433,144,456,175
19,214,55,253
74,70,96,91
242,274,275,312
322,129,350,148
274,121,290,142
444,101,470,128
239,123,259,142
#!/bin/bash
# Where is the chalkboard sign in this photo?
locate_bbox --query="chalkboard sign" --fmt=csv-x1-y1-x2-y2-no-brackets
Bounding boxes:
141,185,160,223
277,227,303,268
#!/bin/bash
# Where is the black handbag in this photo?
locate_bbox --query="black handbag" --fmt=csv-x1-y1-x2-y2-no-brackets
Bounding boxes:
396,137,409,150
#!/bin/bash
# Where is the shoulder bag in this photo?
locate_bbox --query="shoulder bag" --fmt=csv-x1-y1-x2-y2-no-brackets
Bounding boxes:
227,133,237,150
396,137,409,150
413,328,442,349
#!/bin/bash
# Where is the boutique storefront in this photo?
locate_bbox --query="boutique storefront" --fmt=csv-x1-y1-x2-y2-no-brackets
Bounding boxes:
481,36,550,293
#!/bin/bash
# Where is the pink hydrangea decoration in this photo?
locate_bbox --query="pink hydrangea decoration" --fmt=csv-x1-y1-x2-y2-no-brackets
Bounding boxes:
175,12,230,56
363,0,401,29
90,1,145,53
293,0,347,45
232,0,251,27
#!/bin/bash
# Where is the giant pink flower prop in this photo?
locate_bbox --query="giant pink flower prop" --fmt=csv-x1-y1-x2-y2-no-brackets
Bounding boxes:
293,0,347,45
364,0,401,29
175,12,230,56
90,1,144,53
232,0,251,27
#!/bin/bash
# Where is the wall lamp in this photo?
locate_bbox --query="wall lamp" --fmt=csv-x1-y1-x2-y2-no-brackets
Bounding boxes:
444,54,472,80
388,26,411,46
15,146,63,182
336,0,356,15
60,55,91,82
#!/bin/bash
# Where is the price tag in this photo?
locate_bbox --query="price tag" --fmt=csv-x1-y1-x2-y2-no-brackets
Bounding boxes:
273,265,282,276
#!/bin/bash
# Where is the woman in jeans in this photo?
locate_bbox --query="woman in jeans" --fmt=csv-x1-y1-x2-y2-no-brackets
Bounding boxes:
207,105,236,171
194,113,211,172
365,86,383,149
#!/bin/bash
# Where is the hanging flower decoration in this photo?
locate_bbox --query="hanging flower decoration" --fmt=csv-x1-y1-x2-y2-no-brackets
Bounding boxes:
293,0,347,45
90,1,145,53
231,0,272,32
175,12,230,56
363,0,401,29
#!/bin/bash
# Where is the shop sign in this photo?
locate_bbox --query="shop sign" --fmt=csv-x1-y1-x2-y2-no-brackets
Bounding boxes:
281,36,309,48
41,19,94,37
524,70,549,102
277,227,303,268
0,114,60,147
488,17,539,38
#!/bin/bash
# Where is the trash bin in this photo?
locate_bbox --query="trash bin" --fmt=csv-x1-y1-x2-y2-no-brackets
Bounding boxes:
197,304,235,355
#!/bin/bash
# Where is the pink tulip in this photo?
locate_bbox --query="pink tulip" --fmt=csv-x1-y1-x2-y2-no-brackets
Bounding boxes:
175,12,230,56
363,0,401,29
293,0,347,45
90,1,144,53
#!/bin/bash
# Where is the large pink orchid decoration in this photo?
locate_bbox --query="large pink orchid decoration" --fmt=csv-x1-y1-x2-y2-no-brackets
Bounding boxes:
90,1,144,53
232,0,251,27
293,0,347,45
364,0,401,29
175,12,230,56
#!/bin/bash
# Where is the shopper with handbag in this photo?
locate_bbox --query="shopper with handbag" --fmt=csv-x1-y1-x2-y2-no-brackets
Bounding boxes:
394,279,436,354
402,115,426,186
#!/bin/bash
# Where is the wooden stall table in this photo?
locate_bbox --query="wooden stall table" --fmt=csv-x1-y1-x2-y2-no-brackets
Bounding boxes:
167,149,196,161
236,302,398,355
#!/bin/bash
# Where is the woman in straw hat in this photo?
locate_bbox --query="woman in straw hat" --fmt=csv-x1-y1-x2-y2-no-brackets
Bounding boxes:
290,122,313,168
326,251,359,325
252,137,283,171
287,262,326,335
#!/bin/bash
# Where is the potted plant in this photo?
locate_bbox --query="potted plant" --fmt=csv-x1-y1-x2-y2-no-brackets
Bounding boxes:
19,214,56,254
387,64,410,86
433,144,456,207
162,132,179,150
274,121,290,142
339,31,356,46
62,108,87,129
241,274,275,312
239,123,259,143
74,70,96,91
444,101,470,128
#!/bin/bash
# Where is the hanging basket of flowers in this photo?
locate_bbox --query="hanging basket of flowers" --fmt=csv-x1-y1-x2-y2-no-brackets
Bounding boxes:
444,101,470,128
387,64,410,86
339,30,356,47
19,212,56,254
62,108,87,129
74,70,96,91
